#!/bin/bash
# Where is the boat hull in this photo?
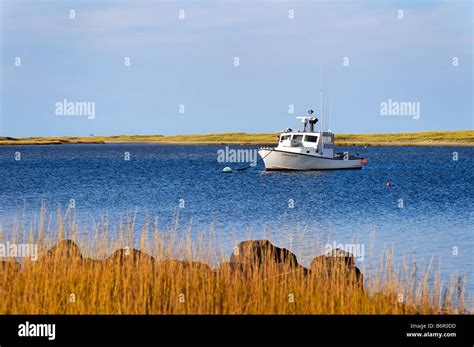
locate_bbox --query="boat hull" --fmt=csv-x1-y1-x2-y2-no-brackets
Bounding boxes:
258,149,365,170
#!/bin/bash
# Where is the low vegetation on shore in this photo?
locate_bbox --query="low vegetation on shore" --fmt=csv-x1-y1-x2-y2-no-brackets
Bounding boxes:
1,130,473,146
0,213,469,314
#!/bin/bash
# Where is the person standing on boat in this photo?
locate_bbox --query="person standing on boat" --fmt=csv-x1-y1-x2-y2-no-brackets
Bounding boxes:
307,109,318,133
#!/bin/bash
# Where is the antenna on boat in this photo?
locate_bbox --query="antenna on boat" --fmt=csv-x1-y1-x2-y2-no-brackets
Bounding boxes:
320,66,323,133
320,66,324,154
325,94,329,132
328,96,331,133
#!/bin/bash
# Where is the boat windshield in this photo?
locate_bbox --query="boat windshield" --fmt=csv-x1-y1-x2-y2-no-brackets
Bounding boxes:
292,135,304,146
323,135,333,143
305,135,318,143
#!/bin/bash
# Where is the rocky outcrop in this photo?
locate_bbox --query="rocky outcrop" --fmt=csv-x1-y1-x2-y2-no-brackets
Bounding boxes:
311,248,355,268
107,248,156,265
157,259,211,273
230,240,299,268
43,239,83,260
310,247,363,288
22,239,362,290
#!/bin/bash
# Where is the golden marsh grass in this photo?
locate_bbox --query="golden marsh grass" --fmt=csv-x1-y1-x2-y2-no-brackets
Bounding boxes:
0,210,470,315
1,130,473,146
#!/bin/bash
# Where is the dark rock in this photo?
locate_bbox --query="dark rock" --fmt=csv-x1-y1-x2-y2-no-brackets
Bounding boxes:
230,240,299,268
44,239,83,260
0,259,21,272
157,259,211,273
269,263,309,278
351,265,363,285
107,248,155,265
310,248,363,289
218,261,250,279
218,261,245,274
311,248,355,268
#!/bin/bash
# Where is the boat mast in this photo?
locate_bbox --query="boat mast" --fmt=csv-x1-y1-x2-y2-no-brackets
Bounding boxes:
320,67,324,154
320,67,323,133
328,96,331,133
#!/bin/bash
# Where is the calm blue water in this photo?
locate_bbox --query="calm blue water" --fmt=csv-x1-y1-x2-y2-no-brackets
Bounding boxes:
0,144,473,295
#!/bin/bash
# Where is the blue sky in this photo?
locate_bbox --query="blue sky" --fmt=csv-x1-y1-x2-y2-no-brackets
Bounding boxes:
0,0,472,137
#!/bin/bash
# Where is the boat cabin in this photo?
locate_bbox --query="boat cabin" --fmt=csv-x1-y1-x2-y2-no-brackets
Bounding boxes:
278,131,335,157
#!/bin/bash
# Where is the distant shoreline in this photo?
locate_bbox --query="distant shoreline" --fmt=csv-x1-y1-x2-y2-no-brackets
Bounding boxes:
1,130,473,146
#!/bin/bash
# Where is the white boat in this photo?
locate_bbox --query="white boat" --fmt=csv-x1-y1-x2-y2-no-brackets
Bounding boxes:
258,112,368,171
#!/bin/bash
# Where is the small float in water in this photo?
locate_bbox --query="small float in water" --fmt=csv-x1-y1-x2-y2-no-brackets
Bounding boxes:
222,165,253,173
